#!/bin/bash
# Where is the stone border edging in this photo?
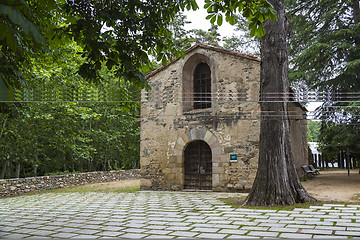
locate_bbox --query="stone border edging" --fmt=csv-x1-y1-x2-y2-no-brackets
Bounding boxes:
0,169,140,197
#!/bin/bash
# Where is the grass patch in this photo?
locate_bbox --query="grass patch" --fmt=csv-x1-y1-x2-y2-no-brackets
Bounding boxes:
219,197,355,211
43,184,140,194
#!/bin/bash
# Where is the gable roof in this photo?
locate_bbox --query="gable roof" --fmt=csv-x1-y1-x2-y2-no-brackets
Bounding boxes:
146,43,260,79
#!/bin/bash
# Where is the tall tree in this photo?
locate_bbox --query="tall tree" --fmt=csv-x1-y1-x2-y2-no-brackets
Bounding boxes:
205,0,315,205
244,0,315,206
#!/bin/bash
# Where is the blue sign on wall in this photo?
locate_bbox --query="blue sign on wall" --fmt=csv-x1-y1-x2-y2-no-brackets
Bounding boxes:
230,154,238,162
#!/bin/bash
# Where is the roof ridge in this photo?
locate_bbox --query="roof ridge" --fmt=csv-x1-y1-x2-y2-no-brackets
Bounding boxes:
146,43,259,79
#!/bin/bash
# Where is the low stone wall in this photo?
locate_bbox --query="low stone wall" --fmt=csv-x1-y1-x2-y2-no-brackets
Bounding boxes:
0,169,140,198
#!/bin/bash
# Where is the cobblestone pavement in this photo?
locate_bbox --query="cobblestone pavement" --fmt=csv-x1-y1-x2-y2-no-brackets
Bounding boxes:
1,191,360,239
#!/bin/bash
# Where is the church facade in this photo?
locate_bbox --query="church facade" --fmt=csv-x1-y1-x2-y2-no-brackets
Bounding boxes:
140,43,308,192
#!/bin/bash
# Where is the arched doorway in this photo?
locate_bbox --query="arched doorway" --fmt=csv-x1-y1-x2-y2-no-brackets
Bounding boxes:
184,140,212,190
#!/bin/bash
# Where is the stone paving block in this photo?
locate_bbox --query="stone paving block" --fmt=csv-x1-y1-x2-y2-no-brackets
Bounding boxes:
165,222,190,226
144,229,172,235
122,228,147,233
278,220,306,224
196,233,228,238
38,225,62,231
144,225,168,230
279,233,313,238
184,219,208,223
258,223,286,228
23,224,43,229
247,231,279,237
10,228,36,234
241,226,269,231
124,223,147,228
295,217,322,222
218,229,247,235
96,231,123,237
269,216,294,221
227,235,260,239
47,221,67,226
293,208,316,212
309,206,332,210
80,224,103,230
301,228,333,235
120,233,148,238
169,231,199,237
312,235,348,239
57,227,79,233
285,224,316,229
215,224,240,229
290,214,314,218
336,222,360,227
166,226,192,231
101,226,124,231
306,220,334,225
26,236,51,240
29,230,54,236
207,220,233,224
232,221,258,226
51,232,79,238
335,231,360,236
70,234,100,238
268,227,298,233
348,227,360,231
145,234,175,238
3,233,30,238
0,226,17,232
63,223,86,228
76,229,100,235
315,225,345,231
191,227,219,233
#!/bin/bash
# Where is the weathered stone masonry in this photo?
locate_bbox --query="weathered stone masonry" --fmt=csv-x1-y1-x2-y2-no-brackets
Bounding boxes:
0,169,140,197
140,43,308,192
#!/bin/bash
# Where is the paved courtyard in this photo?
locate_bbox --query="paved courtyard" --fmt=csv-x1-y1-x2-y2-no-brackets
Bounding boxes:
1,191,360,239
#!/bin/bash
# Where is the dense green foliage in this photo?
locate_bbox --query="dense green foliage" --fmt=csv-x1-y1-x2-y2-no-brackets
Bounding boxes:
318,121,360,165
307,120,321,142
0,0,277,179
0,41,140,178
287,0,360,120
287,0,360,162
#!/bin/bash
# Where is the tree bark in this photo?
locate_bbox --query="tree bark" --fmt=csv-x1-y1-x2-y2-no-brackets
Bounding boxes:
244,0,315,206
16,163,21,178
1,158,9,179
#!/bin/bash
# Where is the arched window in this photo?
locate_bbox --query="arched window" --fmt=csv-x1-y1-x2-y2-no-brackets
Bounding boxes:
193,63,211,109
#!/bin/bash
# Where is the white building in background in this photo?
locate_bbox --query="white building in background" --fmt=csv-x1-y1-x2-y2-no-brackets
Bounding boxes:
309,142,338,168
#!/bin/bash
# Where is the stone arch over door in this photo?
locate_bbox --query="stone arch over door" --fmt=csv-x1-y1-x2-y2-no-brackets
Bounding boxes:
173,128,222,190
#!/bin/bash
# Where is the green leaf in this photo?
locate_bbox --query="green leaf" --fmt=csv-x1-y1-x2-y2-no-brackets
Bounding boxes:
217,14,223,26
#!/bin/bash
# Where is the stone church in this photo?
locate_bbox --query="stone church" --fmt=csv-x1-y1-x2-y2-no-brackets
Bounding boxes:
140,43,308,192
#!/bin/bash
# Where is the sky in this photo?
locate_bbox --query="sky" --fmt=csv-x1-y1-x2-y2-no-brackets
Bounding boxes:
183,0,236,37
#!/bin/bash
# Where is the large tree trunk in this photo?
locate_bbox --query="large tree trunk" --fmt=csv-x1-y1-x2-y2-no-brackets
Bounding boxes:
244,0,315,206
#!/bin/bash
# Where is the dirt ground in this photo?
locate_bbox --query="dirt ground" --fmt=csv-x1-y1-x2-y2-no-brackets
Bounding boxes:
86,169,360,202
302,169,360,202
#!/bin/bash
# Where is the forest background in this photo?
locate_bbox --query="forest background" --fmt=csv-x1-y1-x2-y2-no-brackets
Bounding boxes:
0,0,359,179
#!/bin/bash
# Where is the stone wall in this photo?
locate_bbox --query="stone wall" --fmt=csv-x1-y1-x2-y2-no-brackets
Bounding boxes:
0,169,140,198
289,102,309,178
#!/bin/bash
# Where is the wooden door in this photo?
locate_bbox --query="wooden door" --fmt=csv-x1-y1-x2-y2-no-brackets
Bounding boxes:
184,140,212,190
